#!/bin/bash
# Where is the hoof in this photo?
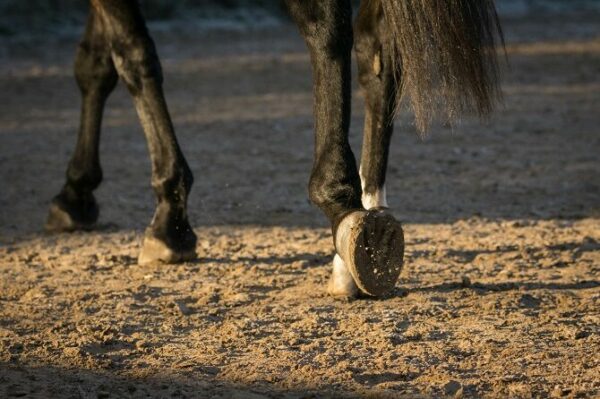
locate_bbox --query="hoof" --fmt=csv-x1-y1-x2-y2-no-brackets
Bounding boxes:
138,233,197,266
45,195,99,232
335,210,404,297
327,254,359,298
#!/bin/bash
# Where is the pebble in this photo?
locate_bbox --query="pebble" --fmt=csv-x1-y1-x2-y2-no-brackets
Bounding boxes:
444,380,463,396
175,300,192,316
550,386,571,398
461,276,472,288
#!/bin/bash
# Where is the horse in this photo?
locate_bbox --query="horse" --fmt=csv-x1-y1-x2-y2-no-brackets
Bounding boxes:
44,0,504,298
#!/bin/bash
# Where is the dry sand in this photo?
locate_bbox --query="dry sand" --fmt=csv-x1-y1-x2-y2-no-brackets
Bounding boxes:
0,13,599,399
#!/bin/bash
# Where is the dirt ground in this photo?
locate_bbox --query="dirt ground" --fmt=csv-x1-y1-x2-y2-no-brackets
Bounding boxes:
0,12,599,399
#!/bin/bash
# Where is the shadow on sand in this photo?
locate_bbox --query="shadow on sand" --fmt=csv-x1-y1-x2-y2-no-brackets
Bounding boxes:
1,362,427,399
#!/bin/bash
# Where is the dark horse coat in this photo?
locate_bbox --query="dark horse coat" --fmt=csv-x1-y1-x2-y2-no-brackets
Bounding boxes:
46,0,504,297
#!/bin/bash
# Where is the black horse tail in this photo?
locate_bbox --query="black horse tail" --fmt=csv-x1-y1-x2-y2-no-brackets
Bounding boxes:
379,0,505,133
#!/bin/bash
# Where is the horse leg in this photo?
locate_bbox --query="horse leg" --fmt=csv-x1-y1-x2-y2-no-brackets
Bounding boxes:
91,0,196,264
46,9,118,231
355,1,395,211
286,0,404,297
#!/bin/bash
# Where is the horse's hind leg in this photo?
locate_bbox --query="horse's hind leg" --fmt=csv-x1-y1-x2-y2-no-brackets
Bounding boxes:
46,9,118,231
355,1,395,211
89,0,196,265
345,1,404,297
287,0,404,298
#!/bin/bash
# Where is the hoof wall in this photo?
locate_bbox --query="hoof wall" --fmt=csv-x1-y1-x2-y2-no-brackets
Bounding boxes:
336,210,404,297
45,202,96,232
138,235,197,265
327,254,359,299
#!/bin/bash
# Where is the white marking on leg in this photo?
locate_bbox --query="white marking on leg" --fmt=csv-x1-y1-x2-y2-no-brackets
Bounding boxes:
359,165,388,210
362,185,388,210
327,254,358,298
373,51,382,77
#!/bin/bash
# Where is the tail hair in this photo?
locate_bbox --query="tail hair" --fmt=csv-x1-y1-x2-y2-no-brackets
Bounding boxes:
380,0,505,133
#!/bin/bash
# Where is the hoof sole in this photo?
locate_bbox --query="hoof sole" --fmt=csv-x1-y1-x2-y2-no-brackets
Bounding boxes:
138,235,197,265
336,210,404,296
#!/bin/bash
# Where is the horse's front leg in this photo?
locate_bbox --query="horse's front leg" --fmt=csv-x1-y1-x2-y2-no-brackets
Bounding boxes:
92,0,196,264
287,0,404,298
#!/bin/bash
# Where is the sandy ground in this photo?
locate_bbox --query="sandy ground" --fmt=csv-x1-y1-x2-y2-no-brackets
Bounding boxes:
0,12,599,399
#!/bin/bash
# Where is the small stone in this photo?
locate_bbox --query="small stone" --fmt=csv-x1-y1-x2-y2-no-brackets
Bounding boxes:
461,276,472,288
550,386,569,398
135,340,150,349
444,380,462,396
519,294,541,308
175,300,192,316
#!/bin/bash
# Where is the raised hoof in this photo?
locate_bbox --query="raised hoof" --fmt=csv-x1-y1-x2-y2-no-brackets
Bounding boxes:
327,254,359,298
138,234,197,266
45,196,99,232
335,210,404,297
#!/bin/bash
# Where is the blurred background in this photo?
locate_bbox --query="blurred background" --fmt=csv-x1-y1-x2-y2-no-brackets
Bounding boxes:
0,0,600,34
